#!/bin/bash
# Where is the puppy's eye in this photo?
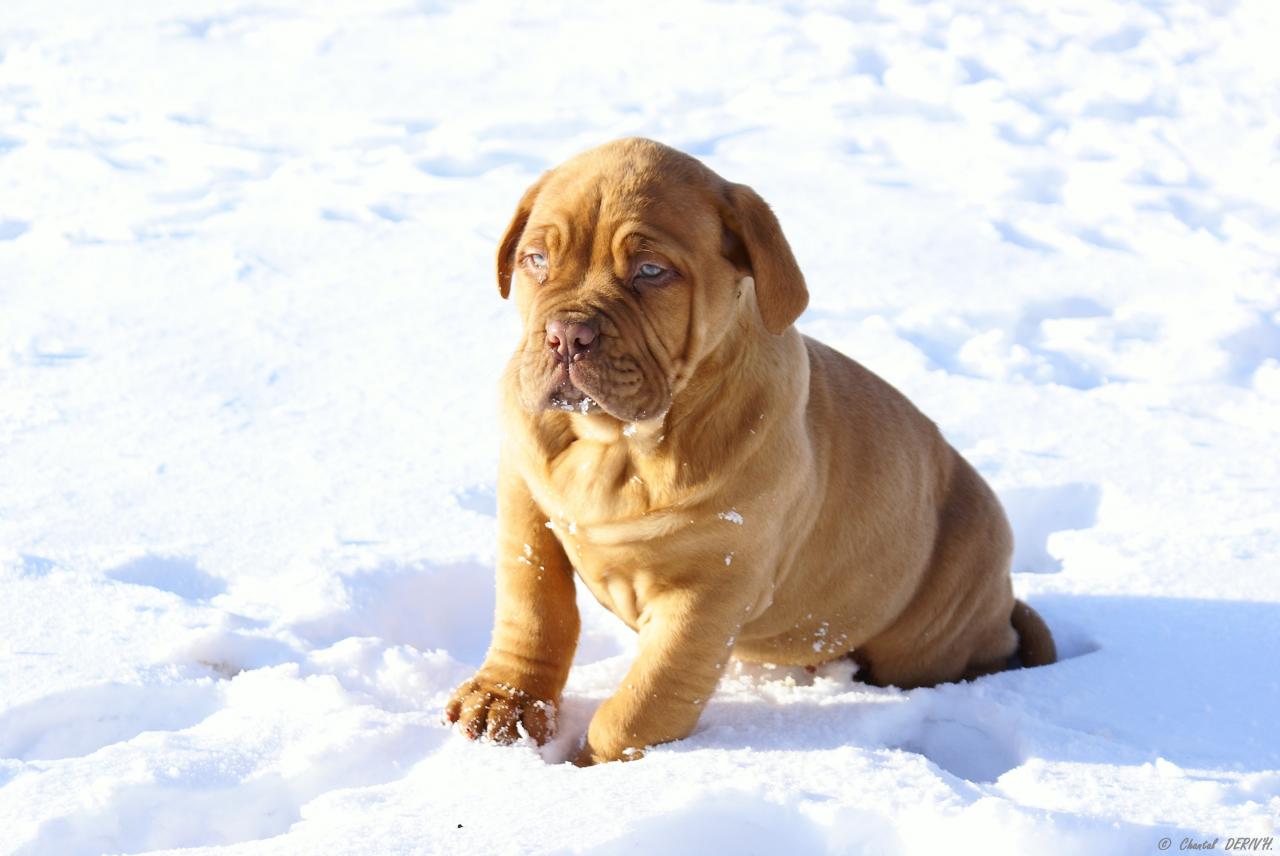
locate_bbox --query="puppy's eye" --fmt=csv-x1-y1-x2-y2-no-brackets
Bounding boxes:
637,262,665,278
523,252,548,270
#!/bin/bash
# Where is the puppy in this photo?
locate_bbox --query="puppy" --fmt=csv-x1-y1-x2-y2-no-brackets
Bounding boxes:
446,138,1055,764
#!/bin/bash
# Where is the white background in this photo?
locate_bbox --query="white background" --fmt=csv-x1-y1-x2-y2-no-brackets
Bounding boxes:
1,1,1278,853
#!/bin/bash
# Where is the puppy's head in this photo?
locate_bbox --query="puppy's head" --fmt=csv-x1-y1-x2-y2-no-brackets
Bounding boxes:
497,138,807,423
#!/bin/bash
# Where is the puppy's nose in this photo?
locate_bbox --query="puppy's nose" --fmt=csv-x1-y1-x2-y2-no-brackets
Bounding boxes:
546,319,596,361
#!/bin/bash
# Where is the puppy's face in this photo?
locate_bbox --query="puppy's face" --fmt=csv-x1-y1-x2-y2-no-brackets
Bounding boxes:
495,138,808,423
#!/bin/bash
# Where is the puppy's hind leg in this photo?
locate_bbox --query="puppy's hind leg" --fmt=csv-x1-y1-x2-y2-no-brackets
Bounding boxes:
857,455,1029,688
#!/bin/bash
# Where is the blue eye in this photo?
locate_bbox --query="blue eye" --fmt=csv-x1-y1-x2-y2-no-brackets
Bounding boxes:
637,262,664,278
523,252,547,269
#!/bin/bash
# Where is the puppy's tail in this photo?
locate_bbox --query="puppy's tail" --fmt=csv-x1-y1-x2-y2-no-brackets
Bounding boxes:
1012,600,1057,668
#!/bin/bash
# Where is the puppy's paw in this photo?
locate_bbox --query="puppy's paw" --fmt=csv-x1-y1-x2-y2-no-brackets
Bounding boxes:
444,675,556,745
573,697,651,765
570,741,645,767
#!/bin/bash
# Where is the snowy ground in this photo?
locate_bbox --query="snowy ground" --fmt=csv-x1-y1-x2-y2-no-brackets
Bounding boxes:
2,1,1279,853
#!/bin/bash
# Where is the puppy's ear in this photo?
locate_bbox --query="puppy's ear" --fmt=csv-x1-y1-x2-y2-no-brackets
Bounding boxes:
496,173,548,299
719,182,809,334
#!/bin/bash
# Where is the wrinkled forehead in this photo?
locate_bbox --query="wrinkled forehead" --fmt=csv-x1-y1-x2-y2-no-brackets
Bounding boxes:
526,156,723,259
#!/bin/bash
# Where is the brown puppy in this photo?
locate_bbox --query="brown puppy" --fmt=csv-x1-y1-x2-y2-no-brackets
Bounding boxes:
445,138,1056,765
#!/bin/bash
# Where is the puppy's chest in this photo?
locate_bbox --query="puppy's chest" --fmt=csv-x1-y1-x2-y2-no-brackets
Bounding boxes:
527,440,698,626
531,437,683,531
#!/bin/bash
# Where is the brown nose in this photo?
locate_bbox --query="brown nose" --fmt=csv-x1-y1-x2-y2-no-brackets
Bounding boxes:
546,319,596,361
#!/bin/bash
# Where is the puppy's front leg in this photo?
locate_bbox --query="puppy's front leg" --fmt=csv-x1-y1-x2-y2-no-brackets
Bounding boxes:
577,584,744,765
446,460,580,744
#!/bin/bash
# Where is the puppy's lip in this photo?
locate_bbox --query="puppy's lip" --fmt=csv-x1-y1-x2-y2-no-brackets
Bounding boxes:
533,352,661,422
542,363,630,419
549,392,601,414
543,363,596,412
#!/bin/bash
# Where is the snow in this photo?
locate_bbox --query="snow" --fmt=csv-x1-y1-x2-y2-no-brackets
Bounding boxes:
2,1,1278,853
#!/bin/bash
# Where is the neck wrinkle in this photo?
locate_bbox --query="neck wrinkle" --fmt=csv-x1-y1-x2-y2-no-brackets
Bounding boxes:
660,311,795,490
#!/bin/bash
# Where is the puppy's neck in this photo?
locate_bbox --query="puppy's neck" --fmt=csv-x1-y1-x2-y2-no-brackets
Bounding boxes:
630,288,807,481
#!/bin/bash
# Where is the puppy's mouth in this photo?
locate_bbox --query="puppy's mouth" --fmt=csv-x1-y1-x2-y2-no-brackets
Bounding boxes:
545,361,605,415
517,331,670,424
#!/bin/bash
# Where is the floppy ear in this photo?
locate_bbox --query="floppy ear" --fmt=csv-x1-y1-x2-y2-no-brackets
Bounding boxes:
496,173,548,299
719,182,809,334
